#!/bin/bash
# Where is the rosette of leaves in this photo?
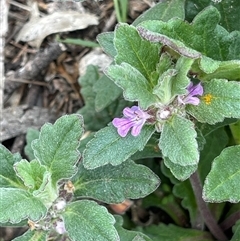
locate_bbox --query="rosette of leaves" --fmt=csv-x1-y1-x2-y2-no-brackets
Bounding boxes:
87,3,240,188
0,114,160,240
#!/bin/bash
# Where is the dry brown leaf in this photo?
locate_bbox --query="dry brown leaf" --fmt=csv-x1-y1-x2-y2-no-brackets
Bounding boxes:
16,11,99,48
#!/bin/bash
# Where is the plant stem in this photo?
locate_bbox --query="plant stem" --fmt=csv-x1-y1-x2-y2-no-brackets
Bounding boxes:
190,171,228,241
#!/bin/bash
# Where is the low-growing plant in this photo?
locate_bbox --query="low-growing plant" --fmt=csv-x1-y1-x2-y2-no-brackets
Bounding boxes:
1,0,240,240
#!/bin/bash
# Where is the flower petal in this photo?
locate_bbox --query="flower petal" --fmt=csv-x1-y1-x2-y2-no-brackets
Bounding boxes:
185,96,200,105
117,123,133,137
131,122,145,136
188,82,203,96
123,106,139,118
112,118,129,128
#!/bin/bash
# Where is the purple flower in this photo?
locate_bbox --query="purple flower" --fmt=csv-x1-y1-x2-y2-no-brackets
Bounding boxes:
112,106,151,137
178,82,203,105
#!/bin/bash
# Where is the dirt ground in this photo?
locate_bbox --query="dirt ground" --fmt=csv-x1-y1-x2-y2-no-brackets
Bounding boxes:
1,0,158,240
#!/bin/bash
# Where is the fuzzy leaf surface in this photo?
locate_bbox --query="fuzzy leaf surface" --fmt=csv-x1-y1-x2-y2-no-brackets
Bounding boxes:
32,114,83,184
0,145,24,188
74,160,160,203
63,200,119,241
132,0,185,26
78,65,129,131
203,145,240,203
163,157,198,181
13,230,47,241
14,159,46,190
198,60,240,81
159,115,199,166
83,124,155,169
107,63,158,109
142,224,213,241
97,32,116,57
187,79,240,124
185,0,240,32
93,74,122,112
0,188,47,223
24,128,40,161
114,23,160,80
114,216,151,241
138,6,240,61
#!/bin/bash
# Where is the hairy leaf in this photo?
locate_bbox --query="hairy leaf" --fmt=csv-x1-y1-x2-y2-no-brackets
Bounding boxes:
203,145,240,202
14,159,46,190
93,74,122,112
32,114,83,184
83,124,155,169
107,63,158,109
0,145,24,188
159,115,199,166
13,230,47,241
114,23,160,81
142,223,213,241
63,200,119,241
187,79,240,124
138,6,240,61
0,188,47,223
73,160,160,203
24,128,40,161
133,0,185,26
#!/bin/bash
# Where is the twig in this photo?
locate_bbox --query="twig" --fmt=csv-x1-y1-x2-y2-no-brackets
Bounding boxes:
4,43,66,103
190,171,228,241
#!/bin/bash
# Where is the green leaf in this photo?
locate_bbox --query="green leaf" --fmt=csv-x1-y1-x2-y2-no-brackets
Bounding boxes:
132,0,185,26
83,124,155,169
0,144,24,188
73,160,160,203
171,56,194,95
196,118,238,137
114,215,152,241
138,6,240,61
107,63,158,109
141,224,213,241
14,160,58,208
230,120,240,145
185,0,240,32
131,135,162,160
198,127,229,182
153,69,177,105
14,159,46,190
24,128,40,161
142,192,188,227
163,157,198,181
13,230,48,241
63,200,119,241
0,188,47,223
203,145,240,202
97,32,116,57
78,65,129,131
198,60,240,81
0,220,28,227
187,79,240,124
93,74,122,112
114,23,160,80
159,115,199,166
173,180,203,228
232,220,240,241
32,114,83,184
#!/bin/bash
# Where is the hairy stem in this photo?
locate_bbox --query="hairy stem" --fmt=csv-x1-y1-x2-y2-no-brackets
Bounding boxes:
190,171,228,241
